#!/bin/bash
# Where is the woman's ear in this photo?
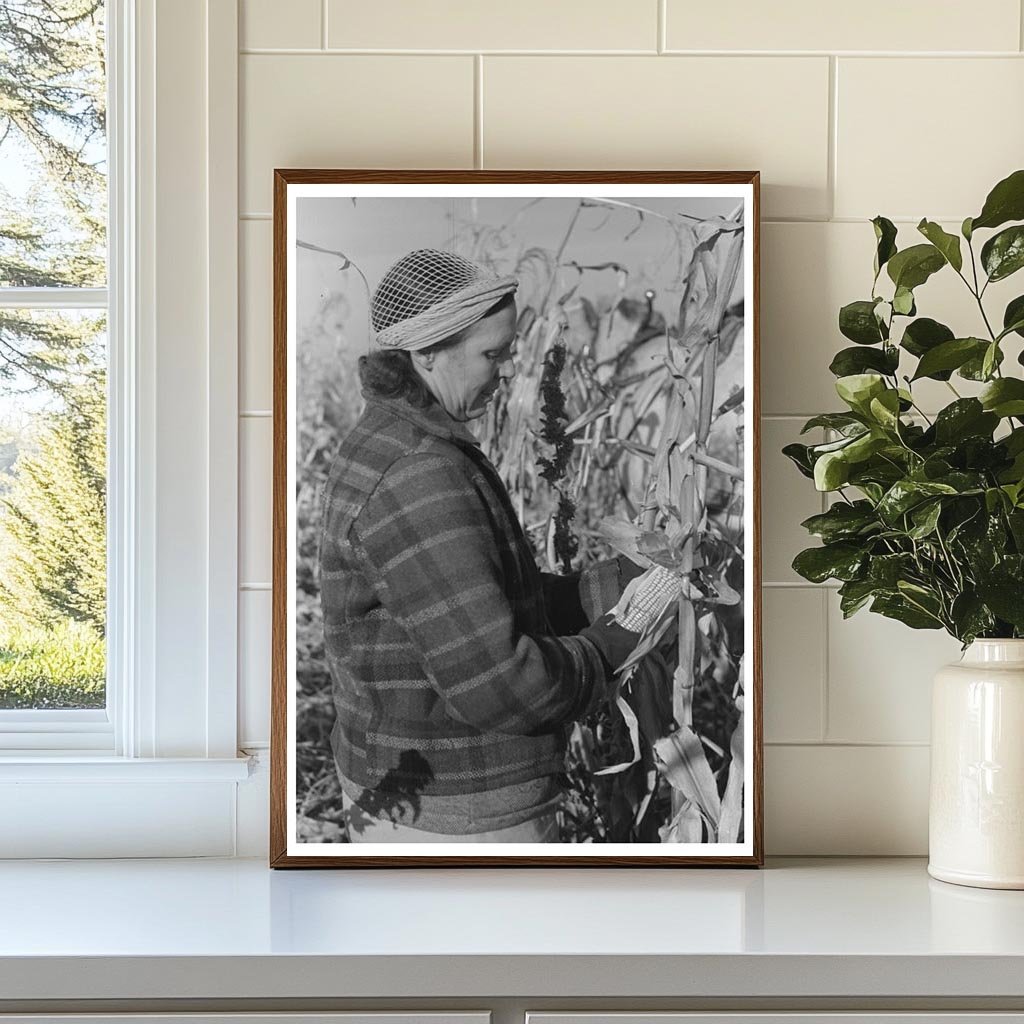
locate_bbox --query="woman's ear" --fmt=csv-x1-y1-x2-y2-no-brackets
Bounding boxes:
410,349,434,372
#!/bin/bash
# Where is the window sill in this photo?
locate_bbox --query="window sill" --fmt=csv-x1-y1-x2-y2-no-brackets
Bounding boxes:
0,754,252,782
0,755,255,858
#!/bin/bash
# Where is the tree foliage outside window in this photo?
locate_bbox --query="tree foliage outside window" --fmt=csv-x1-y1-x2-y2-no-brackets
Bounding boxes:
0,0,107,709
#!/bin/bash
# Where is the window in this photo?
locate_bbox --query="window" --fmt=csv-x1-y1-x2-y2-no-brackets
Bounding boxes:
0,1,110,744
0,0,247,856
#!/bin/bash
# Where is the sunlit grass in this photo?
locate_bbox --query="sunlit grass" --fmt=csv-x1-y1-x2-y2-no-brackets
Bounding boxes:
0,619,105,709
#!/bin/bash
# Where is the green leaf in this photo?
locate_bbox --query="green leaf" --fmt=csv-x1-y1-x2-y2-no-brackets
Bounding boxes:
980,378,1024,418
985,486,1008,514
792,542,866,584
1006,427,1024,456
868,389,902,430
962,216,974,241
900,318,955,366
838,578,876,617
1009,508,1024,545
1003,295,1024,340
971,169,1024,232
934,399,999,444
917,219,963,273
846,431,888,464
839,299,887,345
829,345,899,378
892,286,916,316
811,433,866,455
782,442,814,479
950,592,995,644
871,594,943,630
868,552,915,587
908,500,942,539
872,216,898,277
849,456,908,489
856,481,885,504
877,479,958,524
976,579,1024,629
887,244,946,291
835,373,886,413
814,450,850,491
801,501,879,543
911,337,988,380
982,341,1001,381
981,225,1024,283
960,344,1004,381
933,470,986,493
800,412,865,434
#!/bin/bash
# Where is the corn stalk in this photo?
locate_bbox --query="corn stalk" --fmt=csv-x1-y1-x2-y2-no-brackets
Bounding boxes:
470,199,747,842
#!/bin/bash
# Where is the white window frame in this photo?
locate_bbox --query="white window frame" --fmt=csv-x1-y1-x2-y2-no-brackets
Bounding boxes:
0,0,250,857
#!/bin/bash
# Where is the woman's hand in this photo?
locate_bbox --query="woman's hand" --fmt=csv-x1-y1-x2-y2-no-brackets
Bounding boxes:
583,613,642,678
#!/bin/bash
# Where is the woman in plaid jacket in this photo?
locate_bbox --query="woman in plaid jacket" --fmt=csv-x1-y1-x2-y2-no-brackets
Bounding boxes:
320,249,642,843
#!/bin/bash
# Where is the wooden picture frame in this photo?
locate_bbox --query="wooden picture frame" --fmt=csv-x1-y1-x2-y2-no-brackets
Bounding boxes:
271,170,762,867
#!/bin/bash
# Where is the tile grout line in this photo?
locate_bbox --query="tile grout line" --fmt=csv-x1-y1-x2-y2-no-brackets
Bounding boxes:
657,0,666,54
321,0,328,50
1021,0,1024,52
820,429,831,742
240,213,973,226
766,740,931,748
770,585,839,593
237,47,1024,57
474,55,484,170
827,55,838,221
820,586,830,743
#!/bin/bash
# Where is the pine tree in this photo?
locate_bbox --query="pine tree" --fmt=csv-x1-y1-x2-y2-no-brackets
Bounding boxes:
0,1,107,664
0,0,106,393
0,370,105,632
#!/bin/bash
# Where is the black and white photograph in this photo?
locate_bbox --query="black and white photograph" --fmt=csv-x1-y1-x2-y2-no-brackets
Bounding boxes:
272,171,762,866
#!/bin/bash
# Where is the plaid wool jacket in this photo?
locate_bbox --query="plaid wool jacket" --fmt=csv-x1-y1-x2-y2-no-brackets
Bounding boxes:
319,392,623,798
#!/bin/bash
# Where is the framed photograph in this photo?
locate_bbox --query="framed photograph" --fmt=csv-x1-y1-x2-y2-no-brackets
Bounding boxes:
270,170,762,867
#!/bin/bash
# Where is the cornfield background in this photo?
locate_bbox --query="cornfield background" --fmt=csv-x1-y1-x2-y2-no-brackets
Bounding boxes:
294,195,749,844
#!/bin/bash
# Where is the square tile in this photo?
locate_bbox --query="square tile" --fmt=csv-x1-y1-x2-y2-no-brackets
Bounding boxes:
483,56,830,220
761,417,825,584
240,220,273,411
836,58,1024,221
766,744,929,854
240,416,273,586
826,591,962,743
239,589,272,746
666,0,1020,52
328,0,657,50
242,0,321,49
763,587,825,742
241,55,474,213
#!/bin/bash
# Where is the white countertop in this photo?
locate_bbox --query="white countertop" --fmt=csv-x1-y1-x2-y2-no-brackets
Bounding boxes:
1,856,1023,1002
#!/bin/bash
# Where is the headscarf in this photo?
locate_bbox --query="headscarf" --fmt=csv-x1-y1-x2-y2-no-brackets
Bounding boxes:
370,249,517,352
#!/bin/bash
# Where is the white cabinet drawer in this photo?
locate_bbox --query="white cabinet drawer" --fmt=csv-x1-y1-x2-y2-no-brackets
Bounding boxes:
528,1016,1024,1024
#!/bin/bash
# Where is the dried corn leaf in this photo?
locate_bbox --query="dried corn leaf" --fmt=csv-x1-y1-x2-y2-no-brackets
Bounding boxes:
660,797,704,843
717,697,745,843
593,691,641,776
654,724,722,827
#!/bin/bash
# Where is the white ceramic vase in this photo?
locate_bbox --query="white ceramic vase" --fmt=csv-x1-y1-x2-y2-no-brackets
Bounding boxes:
929,639,1024,889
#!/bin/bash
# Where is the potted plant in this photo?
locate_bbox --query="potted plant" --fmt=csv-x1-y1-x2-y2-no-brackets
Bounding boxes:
785,169,1024,889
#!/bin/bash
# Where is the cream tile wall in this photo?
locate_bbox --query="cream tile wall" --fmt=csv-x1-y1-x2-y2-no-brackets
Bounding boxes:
236,0,1024,854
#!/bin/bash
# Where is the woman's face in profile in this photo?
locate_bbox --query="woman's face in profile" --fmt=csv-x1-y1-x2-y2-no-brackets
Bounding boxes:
417,302,518,421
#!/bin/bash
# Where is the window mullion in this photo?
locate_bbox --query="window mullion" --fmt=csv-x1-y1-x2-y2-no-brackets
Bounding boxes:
0,287,108,310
